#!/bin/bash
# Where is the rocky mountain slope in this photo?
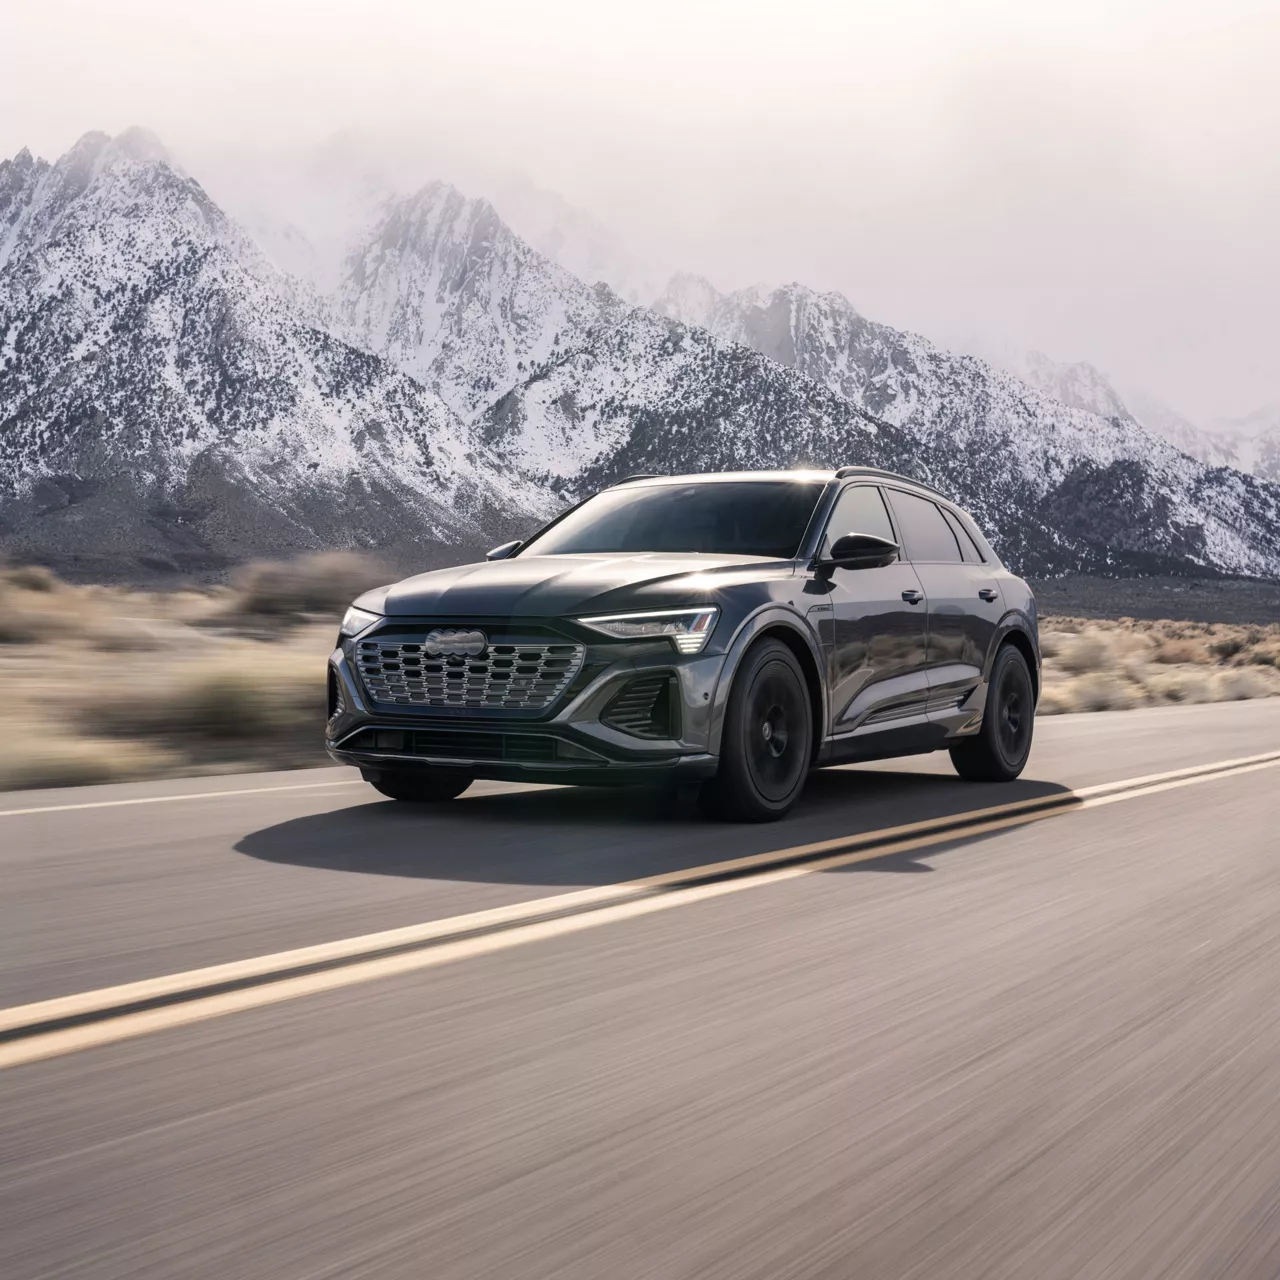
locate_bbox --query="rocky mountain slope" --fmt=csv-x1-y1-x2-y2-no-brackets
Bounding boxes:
338,182,624,419
0,130,543,574
959,338,1279,485
2,129,1279,582
652,274,1280,577
1209,406,1280,484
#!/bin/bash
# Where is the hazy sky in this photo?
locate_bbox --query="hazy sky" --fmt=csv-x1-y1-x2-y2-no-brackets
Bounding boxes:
3,0,1277,421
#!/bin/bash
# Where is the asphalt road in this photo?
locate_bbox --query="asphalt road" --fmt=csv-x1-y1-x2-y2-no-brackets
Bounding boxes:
3,699,1280,1278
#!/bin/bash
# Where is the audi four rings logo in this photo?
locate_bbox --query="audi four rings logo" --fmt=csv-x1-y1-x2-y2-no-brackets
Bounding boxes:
424,627,488,657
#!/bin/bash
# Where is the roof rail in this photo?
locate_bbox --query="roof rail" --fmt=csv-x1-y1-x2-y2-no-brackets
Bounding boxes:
834,466,949,499
613,473,665,484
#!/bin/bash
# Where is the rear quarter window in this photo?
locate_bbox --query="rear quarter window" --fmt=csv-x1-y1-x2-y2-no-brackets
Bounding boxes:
885,490,962,563
940,507,985,563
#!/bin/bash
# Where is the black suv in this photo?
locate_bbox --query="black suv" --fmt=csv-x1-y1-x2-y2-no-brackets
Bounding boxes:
327,469,1040,821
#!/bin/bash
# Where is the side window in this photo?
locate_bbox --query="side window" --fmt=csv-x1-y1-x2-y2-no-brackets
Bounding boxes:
941,507,984,563
885,490,962,563
823,485,897,557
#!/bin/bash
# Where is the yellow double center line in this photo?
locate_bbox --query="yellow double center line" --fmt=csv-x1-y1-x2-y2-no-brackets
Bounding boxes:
3,749,1278,1071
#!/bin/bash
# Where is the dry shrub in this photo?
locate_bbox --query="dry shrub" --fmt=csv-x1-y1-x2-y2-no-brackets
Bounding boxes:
1111,630,1157,659
1035,686,1079,715
1057,631,1115,675
1153,638,1208,665
1037,630,1071,659
1037,673,1139,715
0,608,41,644
1070,672,1138,712
81,651,325,756
224,551,388,623
1148,670,1217,704
1,564,59,592
1121,655,1153,683
0,736,176,791
0,589,70,644
1214,668,1275,701
85,619,169,652
1210,637,1247,663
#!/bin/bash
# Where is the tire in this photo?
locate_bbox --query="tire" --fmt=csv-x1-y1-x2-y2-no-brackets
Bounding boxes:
949,643,1035,782
703,638,814,822
369,770,473,803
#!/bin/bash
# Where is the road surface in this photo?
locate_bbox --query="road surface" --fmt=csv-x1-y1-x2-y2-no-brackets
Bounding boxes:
2,699,1280,1278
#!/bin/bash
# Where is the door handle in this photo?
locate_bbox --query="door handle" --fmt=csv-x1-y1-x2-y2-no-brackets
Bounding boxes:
901,589,924,605
978,587,999,602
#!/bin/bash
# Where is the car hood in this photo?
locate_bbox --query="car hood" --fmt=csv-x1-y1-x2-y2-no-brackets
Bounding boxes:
369,553,796,619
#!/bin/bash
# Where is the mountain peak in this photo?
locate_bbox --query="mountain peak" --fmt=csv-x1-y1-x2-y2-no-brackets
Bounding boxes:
107,126,177,169
652,272,723,327
340,179,618,418
56,127,180,179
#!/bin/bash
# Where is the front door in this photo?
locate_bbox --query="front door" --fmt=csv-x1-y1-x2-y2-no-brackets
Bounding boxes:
806,484,930,736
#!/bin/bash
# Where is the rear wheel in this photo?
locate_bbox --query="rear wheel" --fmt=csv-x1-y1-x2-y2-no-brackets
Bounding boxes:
368,770,473,803
703,638,813,822
949,643,1035,781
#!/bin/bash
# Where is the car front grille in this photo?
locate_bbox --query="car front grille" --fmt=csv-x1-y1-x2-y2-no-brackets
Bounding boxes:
355,635,586,711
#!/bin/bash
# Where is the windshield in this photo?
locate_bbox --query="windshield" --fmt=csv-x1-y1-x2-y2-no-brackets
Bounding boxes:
520,481,826,558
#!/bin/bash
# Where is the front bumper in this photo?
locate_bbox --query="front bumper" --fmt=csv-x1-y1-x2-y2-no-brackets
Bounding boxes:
325,617,727,786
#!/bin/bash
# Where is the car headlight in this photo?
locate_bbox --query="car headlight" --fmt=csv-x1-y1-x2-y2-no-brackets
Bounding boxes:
577,607,718,654
339,606,381,638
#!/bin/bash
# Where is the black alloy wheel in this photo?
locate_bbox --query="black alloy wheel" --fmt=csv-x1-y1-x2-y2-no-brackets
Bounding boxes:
949,642,1035,782
703,638,813,822
369,769,474,802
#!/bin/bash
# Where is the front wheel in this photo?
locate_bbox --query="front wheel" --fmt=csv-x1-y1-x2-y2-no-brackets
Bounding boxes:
949,643,1035,782
702,638,814,822
369,770,474,803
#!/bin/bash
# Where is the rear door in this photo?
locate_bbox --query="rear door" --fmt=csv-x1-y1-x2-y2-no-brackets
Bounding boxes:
882,488,1004,714
807,483,930,735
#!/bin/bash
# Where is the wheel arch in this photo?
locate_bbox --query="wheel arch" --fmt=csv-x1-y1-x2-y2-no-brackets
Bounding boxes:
706,609,827,760
993,622,1040,704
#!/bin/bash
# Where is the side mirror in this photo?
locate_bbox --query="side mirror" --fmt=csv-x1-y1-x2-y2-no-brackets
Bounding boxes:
821,532,899,570
486,540,523,561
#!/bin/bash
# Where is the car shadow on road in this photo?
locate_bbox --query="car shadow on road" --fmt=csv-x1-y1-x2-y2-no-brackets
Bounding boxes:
235,766,1074,887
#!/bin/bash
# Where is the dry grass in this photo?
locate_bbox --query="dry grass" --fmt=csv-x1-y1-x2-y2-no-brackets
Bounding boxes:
0,560,348,791
1038,616,1280,715
0,561,1277,789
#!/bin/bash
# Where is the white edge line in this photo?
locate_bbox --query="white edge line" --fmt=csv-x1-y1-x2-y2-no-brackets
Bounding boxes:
0,778,366,818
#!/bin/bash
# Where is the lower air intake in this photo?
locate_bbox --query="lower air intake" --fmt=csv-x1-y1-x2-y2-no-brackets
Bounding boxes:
602,675,678,739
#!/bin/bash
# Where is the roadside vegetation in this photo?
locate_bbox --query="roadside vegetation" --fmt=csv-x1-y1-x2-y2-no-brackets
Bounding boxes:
0,558,1276,790
0,554,384,790
1038,618,1280,714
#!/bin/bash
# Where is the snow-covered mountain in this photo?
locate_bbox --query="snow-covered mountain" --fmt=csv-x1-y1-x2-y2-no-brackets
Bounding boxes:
1114,387,1237,470
651,273,1280,576
1209,406,1280,484
952,339,1138,425
338,182,624,419
958,338,1276,483
2,129,1279,582
484,173,664,307
910,330,1280,491
0,130,543,574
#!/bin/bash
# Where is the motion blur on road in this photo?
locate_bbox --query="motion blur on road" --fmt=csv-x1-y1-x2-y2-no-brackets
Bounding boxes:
3,699,1280,1278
